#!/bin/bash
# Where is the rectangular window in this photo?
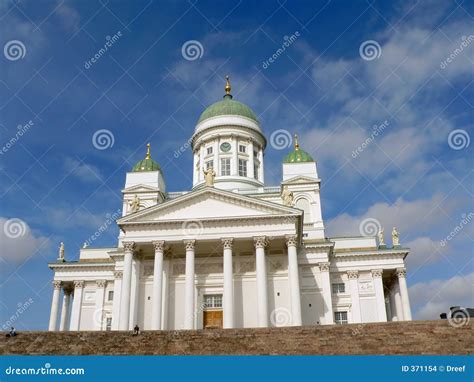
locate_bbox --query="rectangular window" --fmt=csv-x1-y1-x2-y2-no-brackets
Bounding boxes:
106,317,112,331
220,158,231,176
254,164,259,180
204,294,223,309
239,145,246,153
108,290,114,301
206,160,214,170
206,146,213,155
334,311,348,325
332,283,345,294
238,159,247,177
254,149,258,158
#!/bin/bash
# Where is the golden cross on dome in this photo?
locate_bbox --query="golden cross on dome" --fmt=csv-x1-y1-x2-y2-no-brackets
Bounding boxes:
145,143,151,159
294,133,300,150
225,75,231,95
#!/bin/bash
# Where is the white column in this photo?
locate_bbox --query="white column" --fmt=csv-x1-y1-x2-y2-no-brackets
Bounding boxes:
286,235,302,326
248,139,255,179
111,271,123,330
372,269,387,322
397,268,412,320
184,240,196,329
199,144,204,182
94,280,106,330
162,258,170,330
258,148,264,182
152,241,165,330
59,287,72,331
319,263,334,324
119,241,135,330
69,281,84,331
192,150,198,185
222,238,234,328
129,257,140,329
232,135,238,176
48,281,62,331
347,271,361,323
254,236,268,327
385,297,392,321
393,280,404,321
214,137,220,175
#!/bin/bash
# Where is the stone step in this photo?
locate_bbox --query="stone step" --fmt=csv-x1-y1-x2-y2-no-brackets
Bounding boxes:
1,320,472,355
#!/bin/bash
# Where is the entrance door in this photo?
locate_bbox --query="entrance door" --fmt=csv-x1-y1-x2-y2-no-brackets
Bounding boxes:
203,294,223,329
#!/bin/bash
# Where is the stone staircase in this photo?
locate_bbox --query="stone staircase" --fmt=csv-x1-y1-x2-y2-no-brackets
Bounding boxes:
1,320,472,355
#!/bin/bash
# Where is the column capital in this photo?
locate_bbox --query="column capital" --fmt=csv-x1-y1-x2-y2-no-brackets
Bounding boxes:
372,269,383,278
253,236,267,249
347,270,359,279
396,268,406,278
114,270,123,279
122,241,136,252
96,280,107,288
74,280,85,289
285,235,298,247
319,262,330,272
221,238,234,249
184,239,196,251
152,240,165,252
52,280,62,290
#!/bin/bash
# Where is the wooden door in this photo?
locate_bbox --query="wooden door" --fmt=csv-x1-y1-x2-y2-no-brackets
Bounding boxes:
203,310,223,329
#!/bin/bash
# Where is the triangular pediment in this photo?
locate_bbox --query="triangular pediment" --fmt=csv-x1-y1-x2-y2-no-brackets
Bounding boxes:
118,187,301,224
282,175,320,185
122,184,160,193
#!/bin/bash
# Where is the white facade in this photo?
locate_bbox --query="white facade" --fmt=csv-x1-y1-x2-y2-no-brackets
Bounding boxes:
48,85,412,332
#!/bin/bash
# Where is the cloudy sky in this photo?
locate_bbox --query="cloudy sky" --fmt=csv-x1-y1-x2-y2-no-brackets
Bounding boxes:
0,0,472,329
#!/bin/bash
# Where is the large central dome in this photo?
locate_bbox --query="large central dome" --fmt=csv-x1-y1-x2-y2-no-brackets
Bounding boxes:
197,95,259,124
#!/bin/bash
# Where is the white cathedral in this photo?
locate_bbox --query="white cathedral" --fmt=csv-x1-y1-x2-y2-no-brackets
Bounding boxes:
48,78,412,332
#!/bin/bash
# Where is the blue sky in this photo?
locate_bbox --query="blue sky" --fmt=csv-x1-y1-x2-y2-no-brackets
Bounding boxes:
0,0,472,330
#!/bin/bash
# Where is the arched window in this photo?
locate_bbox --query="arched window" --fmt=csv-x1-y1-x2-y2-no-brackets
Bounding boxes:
295,198,312,223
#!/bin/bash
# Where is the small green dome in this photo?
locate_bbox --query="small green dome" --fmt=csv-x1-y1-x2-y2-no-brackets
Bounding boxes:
283,134,314,163
132,143,161,172
197,77,258,124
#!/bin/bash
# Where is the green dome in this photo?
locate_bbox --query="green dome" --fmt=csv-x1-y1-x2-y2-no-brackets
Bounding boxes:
197,94,259,124
283,135,314,163
132,144,161,172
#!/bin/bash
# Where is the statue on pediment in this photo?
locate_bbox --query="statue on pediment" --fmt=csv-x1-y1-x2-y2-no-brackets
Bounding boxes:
58,242,65,262
281,186,294,206
378,227,385,246
203,167,216,187
129,194,141,213
392,227,400,246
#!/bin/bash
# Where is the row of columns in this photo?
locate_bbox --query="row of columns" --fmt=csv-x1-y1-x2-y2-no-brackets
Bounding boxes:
116,235,302,331
346,268,411,323
49,279,109,331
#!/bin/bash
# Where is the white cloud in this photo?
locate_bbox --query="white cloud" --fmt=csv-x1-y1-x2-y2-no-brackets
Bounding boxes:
409,272,474,319
0,217,49,264
64,157,103,183
54,1,81,33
